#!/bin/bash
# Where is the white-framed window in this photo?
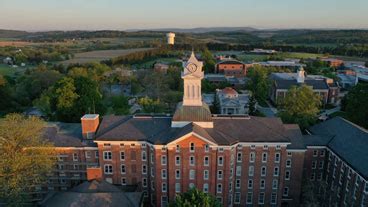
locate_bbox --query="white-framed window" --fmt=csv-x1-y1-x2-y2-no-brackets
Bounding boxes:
317,172,323,181
142,178,147,187
142,151,147,161
175,156,180,166
190,156,195,166
121,164,126,174
234,192,241,204
319,161,324,169
275,152,280,163
103,151,112,160
120,151,125,161
258,192,265,204
250,145,256,149
276,145,281,150
218,156,224,166
205,144,209,152
121,177,126,185
236,166,242,176
190,143,195,152
237,152,242,162
287,151,292,156
85,151,91,159
120,143,125,147
142,165,147,174
175,183,180,193
218,147,224,152
103,143,111,147
246,192,253,204
274,166,279,176
104,164,113,174
217,170,223,180
249,152,255,163
313,150,318,157
283,187,289,196
285,170,291,180
272,179,278,189
260,179,265,189
176,144,180,152
203,183,209,193
262,152,267,162
151,181,155,190
175,169,180,179
217,183,222,193
320,150,325,157
130,143,136,147
204,170,209,180
235,179,241,189
161,169,167,179
248,166,254,176
204,156,209,166
312,161,317,169
261,166,267,176
286,159,291,167
162,182,167,192
248,179,253,189
141,143,146,148
190,170,195,180
310,172,315,181
161,155,167,165
189,183,195,189
271,192,277,204
73,153,78,161
263,145,268,150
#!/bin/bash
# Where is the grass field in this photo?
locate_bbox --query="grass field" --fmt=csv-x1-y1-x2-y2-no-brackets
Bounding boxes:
0,64,15,76
133,57,180,69
60,48,153,64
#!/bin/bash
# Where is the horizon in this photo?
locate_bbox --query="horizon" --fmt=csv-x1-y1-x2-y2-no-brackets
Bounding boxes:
1,0,368,31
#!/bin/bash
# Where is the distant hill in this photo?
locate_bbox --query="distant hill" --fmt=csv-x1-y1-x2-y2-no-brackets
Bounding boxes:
0,29,29,38
132,27,258,33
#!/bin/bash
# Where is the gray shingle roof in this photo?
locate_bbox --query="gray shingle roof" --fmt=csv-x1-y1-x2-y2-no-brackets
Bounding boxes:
274,79,329,90
172,102,213,122
308,117,368,179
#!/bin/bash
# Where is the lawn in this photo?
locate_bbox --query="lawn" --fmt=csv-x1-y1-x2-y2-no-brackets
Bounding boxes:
133,57,179,69
0,64,15,76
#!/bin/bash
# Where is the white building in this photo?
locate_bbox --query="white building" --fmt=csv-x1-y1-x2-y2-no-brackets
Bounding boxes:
166,32,175,45
216,87,249,115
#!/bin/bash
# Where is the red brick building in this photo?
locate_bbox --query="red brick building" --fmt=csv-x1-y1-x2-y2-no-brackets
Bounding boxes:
215,60,251,78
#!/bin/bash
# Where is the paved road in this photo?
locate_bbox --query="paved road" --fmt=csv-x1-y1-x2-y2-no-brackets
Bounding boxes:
256,100,278,117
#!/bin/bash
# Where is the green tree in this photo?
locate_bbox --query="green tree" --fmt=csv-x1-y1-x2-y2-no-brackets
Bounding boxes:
138,97,165,113
248,94,257,115
68,67,89,78
247,65,270,103
202,48,216,73
278,85,321,129
344,83,368,128
110,95,130,115
74,76,104,116
0,114,56,206
169,188,221,207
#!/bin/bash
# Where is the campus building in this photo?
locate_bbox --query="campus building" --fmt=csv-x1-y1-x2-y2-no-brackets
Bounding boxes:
38,52,367,207
215,60,251,78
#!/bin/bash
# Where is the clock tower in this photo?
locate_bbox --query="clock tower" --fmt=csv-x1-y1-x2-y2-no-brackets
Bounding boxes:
182,51,204,106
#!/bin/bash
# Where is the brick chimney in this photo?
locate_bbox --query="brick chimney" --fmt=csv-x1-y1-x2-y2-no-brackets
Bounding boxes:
81,114,99,139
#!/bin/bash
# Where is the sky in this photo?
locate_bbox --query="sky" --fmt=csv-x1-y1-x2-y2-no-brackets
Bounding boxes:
0,0,367,31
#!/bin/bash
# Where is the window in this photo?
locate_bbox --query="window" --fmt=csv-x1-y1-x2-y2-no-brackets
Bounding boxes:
95,151,99,158
258,192,265,204
287,152,292,156
275,153,280,163
261,166,267,176
310,172,315,181
274,167,279,176
104,164,113,174
162,169,167,179
120,143,125,147
142,165,147,174
175,156,180,166
162,196,168,207
235,179,241,189
203,183,209,193
237,152,242,162
142,178,147,187
175,183,181,193
271,193,277,204
262,152,267,162
176,145,180,152
283,187,289,196
121,165,126,174
248,166,254,176
190,170,195,180
312,161,317,169
272,179,278,189
285,170,291,180
190,143,195,152
317,172,323,181
313,150,318,157
319,161,324,169
162,182,167,192
175,170,180,179
130,143,135,147
73,153,78,161
217,184,222,193
276,145,281,150
263,145,268,150
217,170,223,180
121,178,126,185
142,151,147,161
190,156,195,166
85,151,91,159
204,156,209,166
161,155,167,165
103,143,111,147
236,166,242,176
286,159,291,167
141,143,146,148
320,150,325,157
365,182,368,193
250,145,256,149
103,151,112,160
260,179,266,189
249,152,255,163
234,192,241,204
248,179,253,189
204,170,209,180
246,192,253,204
189,183,195,189
218,156,224,166
120,151,125,161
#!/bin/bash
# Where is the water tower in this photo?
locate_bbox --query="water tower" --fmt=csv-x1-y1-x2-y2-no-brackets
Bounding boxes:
166,32,175,45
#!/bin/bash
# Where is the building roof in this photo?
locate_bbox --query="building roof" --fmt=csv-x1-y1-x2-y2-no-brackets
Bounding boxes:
172,102,213,122
308,117,368,179
274,79,329,90
220,87,238,95
41,180,142,207
284,124,306,150
217,60,245,65
96,115,292,145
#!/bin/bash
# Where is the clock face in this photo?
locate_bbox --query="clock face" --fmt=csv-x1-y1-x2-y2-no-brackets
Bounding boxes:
186,63,197,73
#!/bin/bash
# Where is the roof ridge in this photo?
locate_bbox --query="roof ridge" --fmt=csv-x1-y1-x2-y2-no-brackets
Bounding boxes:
337,116,368,133
96,116,131,139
